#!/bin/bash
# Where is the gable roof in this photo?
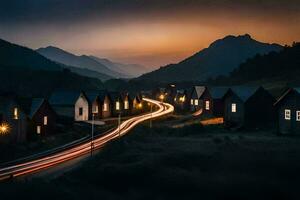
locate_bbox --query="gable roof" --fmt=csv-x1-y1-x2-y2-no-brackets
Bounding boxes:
209,87,229,99
49,90,80,106
274,88,300,106
193,86,206,98
0,95,19,116
29,98,45,118
229,86,260,102
109,92,122,101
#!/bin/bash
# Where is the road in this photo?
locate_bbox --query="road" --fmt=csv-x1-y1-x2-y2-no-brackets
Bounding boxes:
0,98,174,181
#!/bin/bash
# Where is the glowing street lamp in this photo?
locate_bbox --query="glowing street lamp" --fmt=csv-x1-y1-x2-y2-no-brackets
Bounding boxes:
0,123,9,135
159,94,165,101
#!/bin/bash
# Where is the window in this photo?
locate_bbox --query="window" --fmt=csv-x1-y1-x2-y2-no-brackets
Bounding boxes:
231,103,237,113
190,99,194,105
124,101,129,110
103,103,108,111
116,101,120,110
13,107,18,119
37,126,41,134
79,107,83,116
194,99,199,106
93,105,98,113
285,109,291,120
205,101,210,110
44,116,48,125
296,111,300,121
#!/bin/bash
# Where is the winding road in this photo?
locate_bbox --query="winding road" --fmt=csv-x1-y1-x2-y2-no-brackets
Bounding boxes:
0,98,174,181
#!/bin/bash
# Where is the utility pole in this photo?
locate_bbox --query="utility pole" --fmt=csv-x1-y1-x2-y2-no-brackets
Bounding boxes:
150,104,152,128
118,113,121,137
91,113,95,157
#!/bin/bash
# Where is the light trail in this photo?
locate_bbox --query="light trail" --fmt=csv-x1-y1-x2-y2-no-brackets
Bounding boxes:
0,98,174,180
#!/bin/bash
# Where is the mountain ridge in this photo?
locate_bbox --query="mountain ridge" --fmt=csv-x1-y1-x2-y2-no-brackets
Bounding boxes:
137,34,283,82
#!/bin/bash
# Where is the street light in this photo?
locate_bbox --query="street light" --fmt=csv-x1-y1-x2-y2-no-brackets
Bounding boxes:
91,113,95,157
0,123,9,135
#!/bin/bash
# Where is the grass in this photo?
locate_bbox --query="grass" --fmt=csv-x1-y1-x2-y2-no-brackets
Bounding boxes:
1,124,300,200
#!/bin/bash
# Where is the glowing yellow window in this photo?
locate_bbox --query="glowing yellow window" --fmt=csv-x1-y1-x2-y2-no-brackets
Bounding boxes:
13,107,18,119
285,109,291,120
44,116,48,125
103,103,108,111
232,103,237,113
37,126,41,134
194,99,199,106
205,101,210,110
190,99,194,105
124,101,129,109
116,101,120,110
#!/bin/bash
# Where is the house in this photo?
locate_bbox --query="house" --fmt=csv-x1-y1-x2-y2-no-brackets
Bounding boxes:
91,90,111,119
109,92,123,117
132,93,143,114
208,87,229,117
274,88,300,134
27,98,56,136
173,89,190,112
223,86,275,128
165,84,177,104
49,90,80,118
0,94,27,143
121,92,133,116
74,91,90,121
152,87,167,102
190,86,212,115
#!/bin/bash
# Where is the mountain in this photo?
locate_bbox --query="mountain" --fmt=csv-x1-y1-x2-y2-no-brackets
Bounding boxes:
0,38,61,71
138,34,283,82
36,46,128,78
0,38,104,97
209,42,300,88
90,56,149,77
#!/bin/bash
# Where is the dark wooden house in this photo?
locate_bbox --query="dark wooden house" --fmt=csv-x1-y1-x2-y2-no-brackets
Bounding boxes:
152,87,167,102
0,95,27,143
173,89,189,112
223,86,275,128
208,87,229,117
121,92,133,116
274,88,300,134
28,98,56,136
132,93,143,114
109,92,124,117
49,90,80,118
91,91,111,119
190,86,212,115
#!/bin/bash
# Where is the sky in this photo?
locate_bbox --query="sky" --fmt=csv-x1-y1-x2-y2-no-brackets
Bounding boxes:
0,0,299,69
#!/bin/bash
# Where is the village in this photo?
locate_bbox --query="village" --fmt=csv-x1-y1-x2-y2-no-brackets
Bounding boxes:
0,85,299,149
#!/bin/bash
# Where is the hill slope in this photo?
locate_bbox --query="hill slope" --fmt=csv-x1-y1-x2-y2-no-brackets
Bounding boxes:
90,56,149,77
0,38,104,97
37,46,128,78
138,34,282,82
210,43,300,87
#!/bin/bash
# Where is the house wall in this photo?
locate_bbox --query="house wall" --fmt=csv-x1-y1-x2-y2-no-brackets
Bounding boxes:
0,103,27,143
74,96,90,121
102,96,111,118
31,101,56,136
278,92,300,134
190,88,212,115
122,96,132,116
111,98,123,117
244,88,275,128
92,98,102,120
212,99,224,117
224,93,245,127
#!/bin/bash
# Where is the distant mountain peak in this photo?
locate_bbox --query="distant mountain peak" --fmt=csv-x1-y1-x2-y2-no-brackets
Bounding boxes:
138,34,283,82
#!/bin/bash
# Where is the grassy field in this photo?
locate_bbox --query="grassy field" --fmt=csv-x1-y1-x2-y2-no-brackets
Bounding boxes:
1,124,300,200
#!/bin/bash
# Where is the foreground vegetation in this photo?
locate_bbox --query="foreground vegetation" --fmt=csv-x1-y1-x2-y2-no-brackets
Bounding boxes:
1,124,300,200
